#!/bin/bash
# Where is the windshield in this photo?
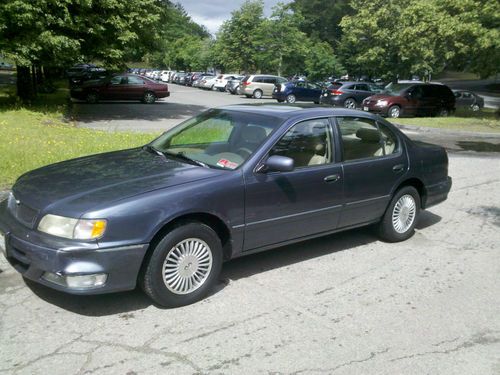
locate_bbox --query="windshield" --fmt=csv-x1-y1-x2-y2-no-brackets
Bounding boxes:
383,83,412,95
150,109,282,170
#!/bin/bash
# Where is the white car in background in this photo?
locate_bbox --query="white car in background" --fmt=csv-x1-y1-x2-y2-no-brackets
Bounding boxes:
213,74,243,92
160,71,174,82
200,75,218,90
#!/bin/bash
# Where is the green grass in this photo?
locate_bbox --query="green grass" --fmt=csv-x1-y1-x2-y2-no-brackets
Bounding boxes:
389,108,500,133
0,109,157,189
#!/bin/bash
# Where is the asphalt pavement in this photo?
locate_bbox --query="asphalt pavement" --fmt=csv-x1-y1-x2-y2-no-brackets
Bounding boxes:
1,153,499,374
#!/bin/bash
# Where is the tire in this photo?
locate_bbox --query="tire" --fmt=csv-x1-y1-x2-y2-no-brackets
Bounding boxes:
86,92,98,104
253,89,263,99
245,94,252,98
438,107,449,117
343,98,356,109
471,104,480,112
141,222,223,307
314,101,320,104
378,186,420,242
143,92,156,104
388,105,401,118
286,94,296,104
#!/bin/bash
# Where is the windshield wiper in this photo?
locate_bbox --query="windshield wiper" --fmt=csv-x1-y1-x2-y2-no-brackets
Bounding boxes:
163,150,209,168
142,144,167,159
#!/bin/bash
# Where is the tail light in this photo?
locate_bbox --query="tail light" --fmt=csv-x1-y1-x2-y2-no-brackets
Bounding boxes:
242,81,251,86
330,89,344,95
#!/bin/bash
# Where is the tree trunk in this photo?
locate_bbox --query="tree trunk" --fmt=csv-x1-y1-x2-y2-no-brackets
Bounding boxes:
16,65,35,102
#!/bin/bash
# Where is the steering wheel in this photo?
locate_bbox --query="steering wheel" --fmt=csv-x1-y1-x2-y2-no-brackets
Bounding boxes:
236,147,253,158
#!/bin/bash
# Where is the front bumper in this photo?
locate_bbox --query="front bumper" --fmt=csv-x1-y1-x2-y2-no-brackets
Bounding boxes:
0,200,149,295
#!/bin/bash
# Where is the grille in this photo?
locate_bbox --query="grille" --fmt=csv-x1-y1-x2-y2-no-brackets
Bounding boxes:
7,194,39,228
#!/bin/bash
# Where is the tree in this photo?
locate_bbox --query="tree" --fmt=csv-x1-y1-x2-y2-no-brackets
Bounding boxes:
255,3,309,76
290,0,352,46
305,41,345,80
0,0,164,100
338,0,500,80
212,0,265,73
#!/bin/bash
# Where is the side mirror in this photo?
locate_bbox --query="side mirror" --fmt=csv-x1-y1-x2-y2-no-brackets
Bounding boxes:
260,155,294,173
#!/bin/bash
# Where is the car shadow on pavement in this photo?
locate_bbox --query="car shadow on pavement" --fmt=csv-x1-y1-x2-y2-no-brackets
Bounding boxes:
72,101,209,123
23,211,441,316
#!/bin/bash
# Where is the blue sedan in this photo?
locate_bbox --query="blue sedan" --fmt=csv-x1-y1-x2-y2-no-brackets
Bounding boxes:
0,105,451,307
273,80,323,103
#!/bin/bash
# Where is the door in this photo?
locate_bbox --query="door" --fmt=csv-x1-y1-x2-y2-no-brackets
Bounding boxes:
334,116,408,228
243,118,343,250
306,82,322,102
100,75,128,100
126,75,147,99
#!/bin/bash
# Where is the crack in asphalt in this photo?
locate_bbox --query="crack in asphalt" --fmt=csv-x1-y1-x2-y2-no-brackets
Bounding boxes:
388,331,500,363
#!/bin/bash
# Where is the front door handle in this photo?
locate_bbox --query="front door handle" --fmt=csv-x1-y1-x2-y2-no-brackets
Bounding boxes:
393,164,405,173
324,174,341,183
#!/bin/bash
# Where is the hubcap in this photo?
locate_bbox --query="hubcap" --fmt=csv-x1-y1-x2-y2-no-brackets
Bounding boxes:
162,238,213,295
390,107,400,117
287,95,295,103
392,194,416,233
345,99,355,109
145,93,154,103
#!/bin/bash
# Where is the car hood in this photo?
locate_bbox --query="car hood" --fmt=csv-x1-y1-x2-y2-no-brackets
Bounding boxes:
12,148,224,216
365,94,396,101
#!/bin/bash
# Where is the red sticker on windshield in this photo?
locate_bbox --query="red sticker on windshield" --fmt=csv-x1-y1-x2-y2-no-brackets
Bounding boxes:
217,159,238,169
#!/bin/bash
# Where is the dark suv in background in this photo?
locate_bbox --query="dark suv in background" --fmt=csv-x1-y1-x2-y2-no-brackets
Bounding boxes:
319,82,383,108
362,83,455,118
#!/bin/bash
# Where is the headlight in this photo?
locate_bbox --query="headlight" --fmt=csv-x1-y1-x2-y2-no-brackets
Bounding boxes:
376,100,388,106
38,214,107,240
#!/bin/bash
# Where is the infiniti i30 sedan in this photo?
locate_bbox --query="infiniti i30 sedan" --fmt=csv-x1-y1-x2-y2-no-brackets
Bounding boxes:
0,106,451,307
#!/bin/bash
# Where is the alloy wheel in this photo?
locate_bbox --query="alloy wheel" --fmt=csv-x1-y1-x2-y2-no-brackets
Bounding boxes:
391,194,416,233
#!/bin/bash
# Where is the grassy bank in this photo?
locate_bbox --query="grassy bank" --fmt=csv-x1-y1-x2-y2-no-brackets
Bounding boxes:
388,109,500,133
0,109,157,189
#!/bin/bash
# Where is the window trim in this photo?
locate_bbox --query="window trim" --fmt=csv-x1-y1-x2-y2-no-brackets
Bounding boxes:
332,116,402,164
254,116,336,174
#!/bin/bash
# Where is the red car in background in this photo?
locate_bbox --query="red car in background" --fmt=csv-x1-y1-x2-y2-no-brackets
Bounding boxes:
70,74,170,104
362,82,455,118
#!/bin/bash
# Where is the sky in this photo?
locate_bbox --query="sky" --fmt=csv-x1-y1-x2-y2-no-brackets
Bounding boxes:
176,0,293,35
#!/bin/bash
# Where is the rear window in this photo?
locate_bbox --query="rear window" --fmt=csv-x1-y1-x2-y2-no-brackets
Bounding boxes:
327,83,342,90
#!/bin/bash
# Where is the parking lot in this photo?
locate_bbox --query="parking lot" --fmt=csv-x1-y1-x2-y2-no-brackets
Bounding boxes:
2,85,500,374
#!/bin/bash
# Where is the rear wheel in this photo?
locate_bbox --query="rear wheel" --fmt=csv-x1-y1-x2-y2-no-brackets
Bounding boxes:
388,105,401,118
143,92,156,104
141,222,223,307
286,94,296,104
471,104,480,111
438,107,449,117
86,92,98,104
343,98,356,109
253,89,263,99
378,186,420,242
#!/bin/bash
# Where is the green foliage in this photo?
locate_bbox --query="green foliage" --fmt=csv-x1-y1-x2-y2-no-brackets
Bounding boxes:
305,41,345,81
339,0,499,79
0,0,164,69
290,0,352,46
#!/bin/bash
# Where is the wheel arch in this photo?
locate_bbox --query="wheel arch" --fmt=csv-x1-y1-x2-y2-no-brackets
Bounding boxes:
139,212,233,282
393,178,427,208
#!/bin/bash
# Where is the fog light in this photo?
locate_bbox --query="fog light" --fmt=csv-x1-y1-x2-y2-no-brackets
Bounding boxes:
42,272,107,289
65,274,107,288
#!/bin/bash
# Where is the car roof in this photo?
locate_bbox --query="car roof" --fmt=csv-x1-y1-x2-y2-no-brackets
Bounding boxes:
219,104,372,120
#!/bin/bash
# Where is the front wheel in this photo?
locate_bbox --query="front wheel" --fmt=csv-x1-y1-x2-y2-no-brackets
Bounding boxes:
141,222,223,307
388,105,401,118
86,92,98,104
286,94,296,103
378,186,420,242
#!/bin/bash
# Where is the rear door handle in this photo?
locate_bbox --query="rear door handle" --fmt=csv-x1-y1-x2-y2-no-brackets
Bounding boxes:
393,164,405,173
324,174,341,183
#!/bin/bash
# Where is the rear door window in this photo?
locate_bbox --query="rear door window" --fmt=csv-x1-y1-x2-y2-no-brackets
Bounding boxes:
337,117,384,161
